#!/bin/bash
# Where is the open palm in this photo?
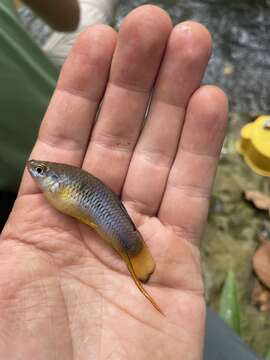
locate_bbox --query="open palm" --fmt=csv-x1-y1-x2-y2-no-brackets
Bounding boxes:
0,6,227,360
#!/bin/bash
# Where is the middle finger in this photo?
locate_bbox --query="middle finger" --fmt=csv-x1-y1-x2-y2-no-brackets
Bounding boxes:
83,5,172,193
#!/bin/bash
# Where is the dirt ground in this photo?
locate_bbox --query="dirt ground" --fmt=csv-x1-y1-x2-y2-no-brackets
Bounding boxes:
203,113,270,356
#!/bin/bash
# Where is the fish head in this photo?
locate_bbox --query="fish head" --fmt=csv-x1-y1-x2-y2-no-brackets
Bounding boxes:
27,159,63,194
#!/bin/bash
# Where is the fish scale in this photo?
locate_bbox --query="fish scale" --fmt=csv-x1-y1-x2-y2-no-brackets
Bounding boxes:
74,177,139,254
27,160,163,314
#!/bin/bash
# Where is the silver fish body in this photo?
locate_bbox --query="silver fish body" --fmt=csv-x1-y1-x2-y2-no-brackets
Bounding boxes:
27,160,161,313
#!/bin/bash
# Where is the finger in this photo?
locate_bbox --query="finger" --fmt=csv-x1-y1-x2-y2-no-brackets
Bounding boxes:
159,85,228,245
82,5,172,193
19,25,117,196
122,22,212,215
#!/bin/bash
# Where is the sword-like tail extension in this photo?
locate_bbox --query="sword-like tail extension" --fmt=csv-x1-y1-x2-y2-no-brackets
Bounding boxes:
125,253,164,316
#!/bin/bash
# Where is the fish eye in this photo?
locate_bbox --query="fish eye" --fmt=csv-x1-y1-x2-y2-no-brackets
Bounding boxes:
35,165,47,175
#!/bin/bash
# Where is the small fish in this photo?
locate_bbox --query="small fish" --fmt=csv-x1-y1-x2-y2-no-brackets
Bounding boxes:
27,160,162,314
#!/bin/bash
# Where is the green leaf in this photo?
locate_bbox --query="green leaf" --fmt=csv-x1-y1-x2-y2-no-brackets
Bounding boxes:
265,346,270,360
219,270,241,335
0,0,58,191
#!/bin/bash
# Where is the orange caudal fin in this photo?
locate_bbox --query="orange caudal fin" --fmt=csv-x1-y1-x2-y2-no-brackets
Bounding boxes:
124,252,164,315
129,237,156,282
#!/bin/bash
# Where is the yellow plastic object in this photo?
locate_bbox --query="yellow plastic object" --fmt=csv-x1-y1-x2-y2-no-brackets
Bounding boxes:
236,115,270,176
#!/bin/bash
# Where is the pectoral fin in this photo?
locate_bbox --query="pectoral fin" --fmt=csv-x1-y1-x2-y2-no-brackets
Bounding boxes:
89,222,98,230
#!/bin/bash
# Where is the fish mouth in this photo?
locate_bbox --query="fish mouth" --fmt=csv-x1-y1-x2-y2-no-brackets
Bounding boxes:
26,159,35,175
26,159,37,166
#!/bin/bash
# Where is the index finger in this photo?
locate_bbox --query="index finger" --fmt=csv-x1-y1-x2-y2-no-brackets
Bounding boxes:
19,25,117,196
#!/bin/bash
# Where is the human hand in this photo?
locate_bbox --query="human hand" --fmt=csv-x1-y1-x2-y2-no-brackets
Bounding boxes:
0,5,227,360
